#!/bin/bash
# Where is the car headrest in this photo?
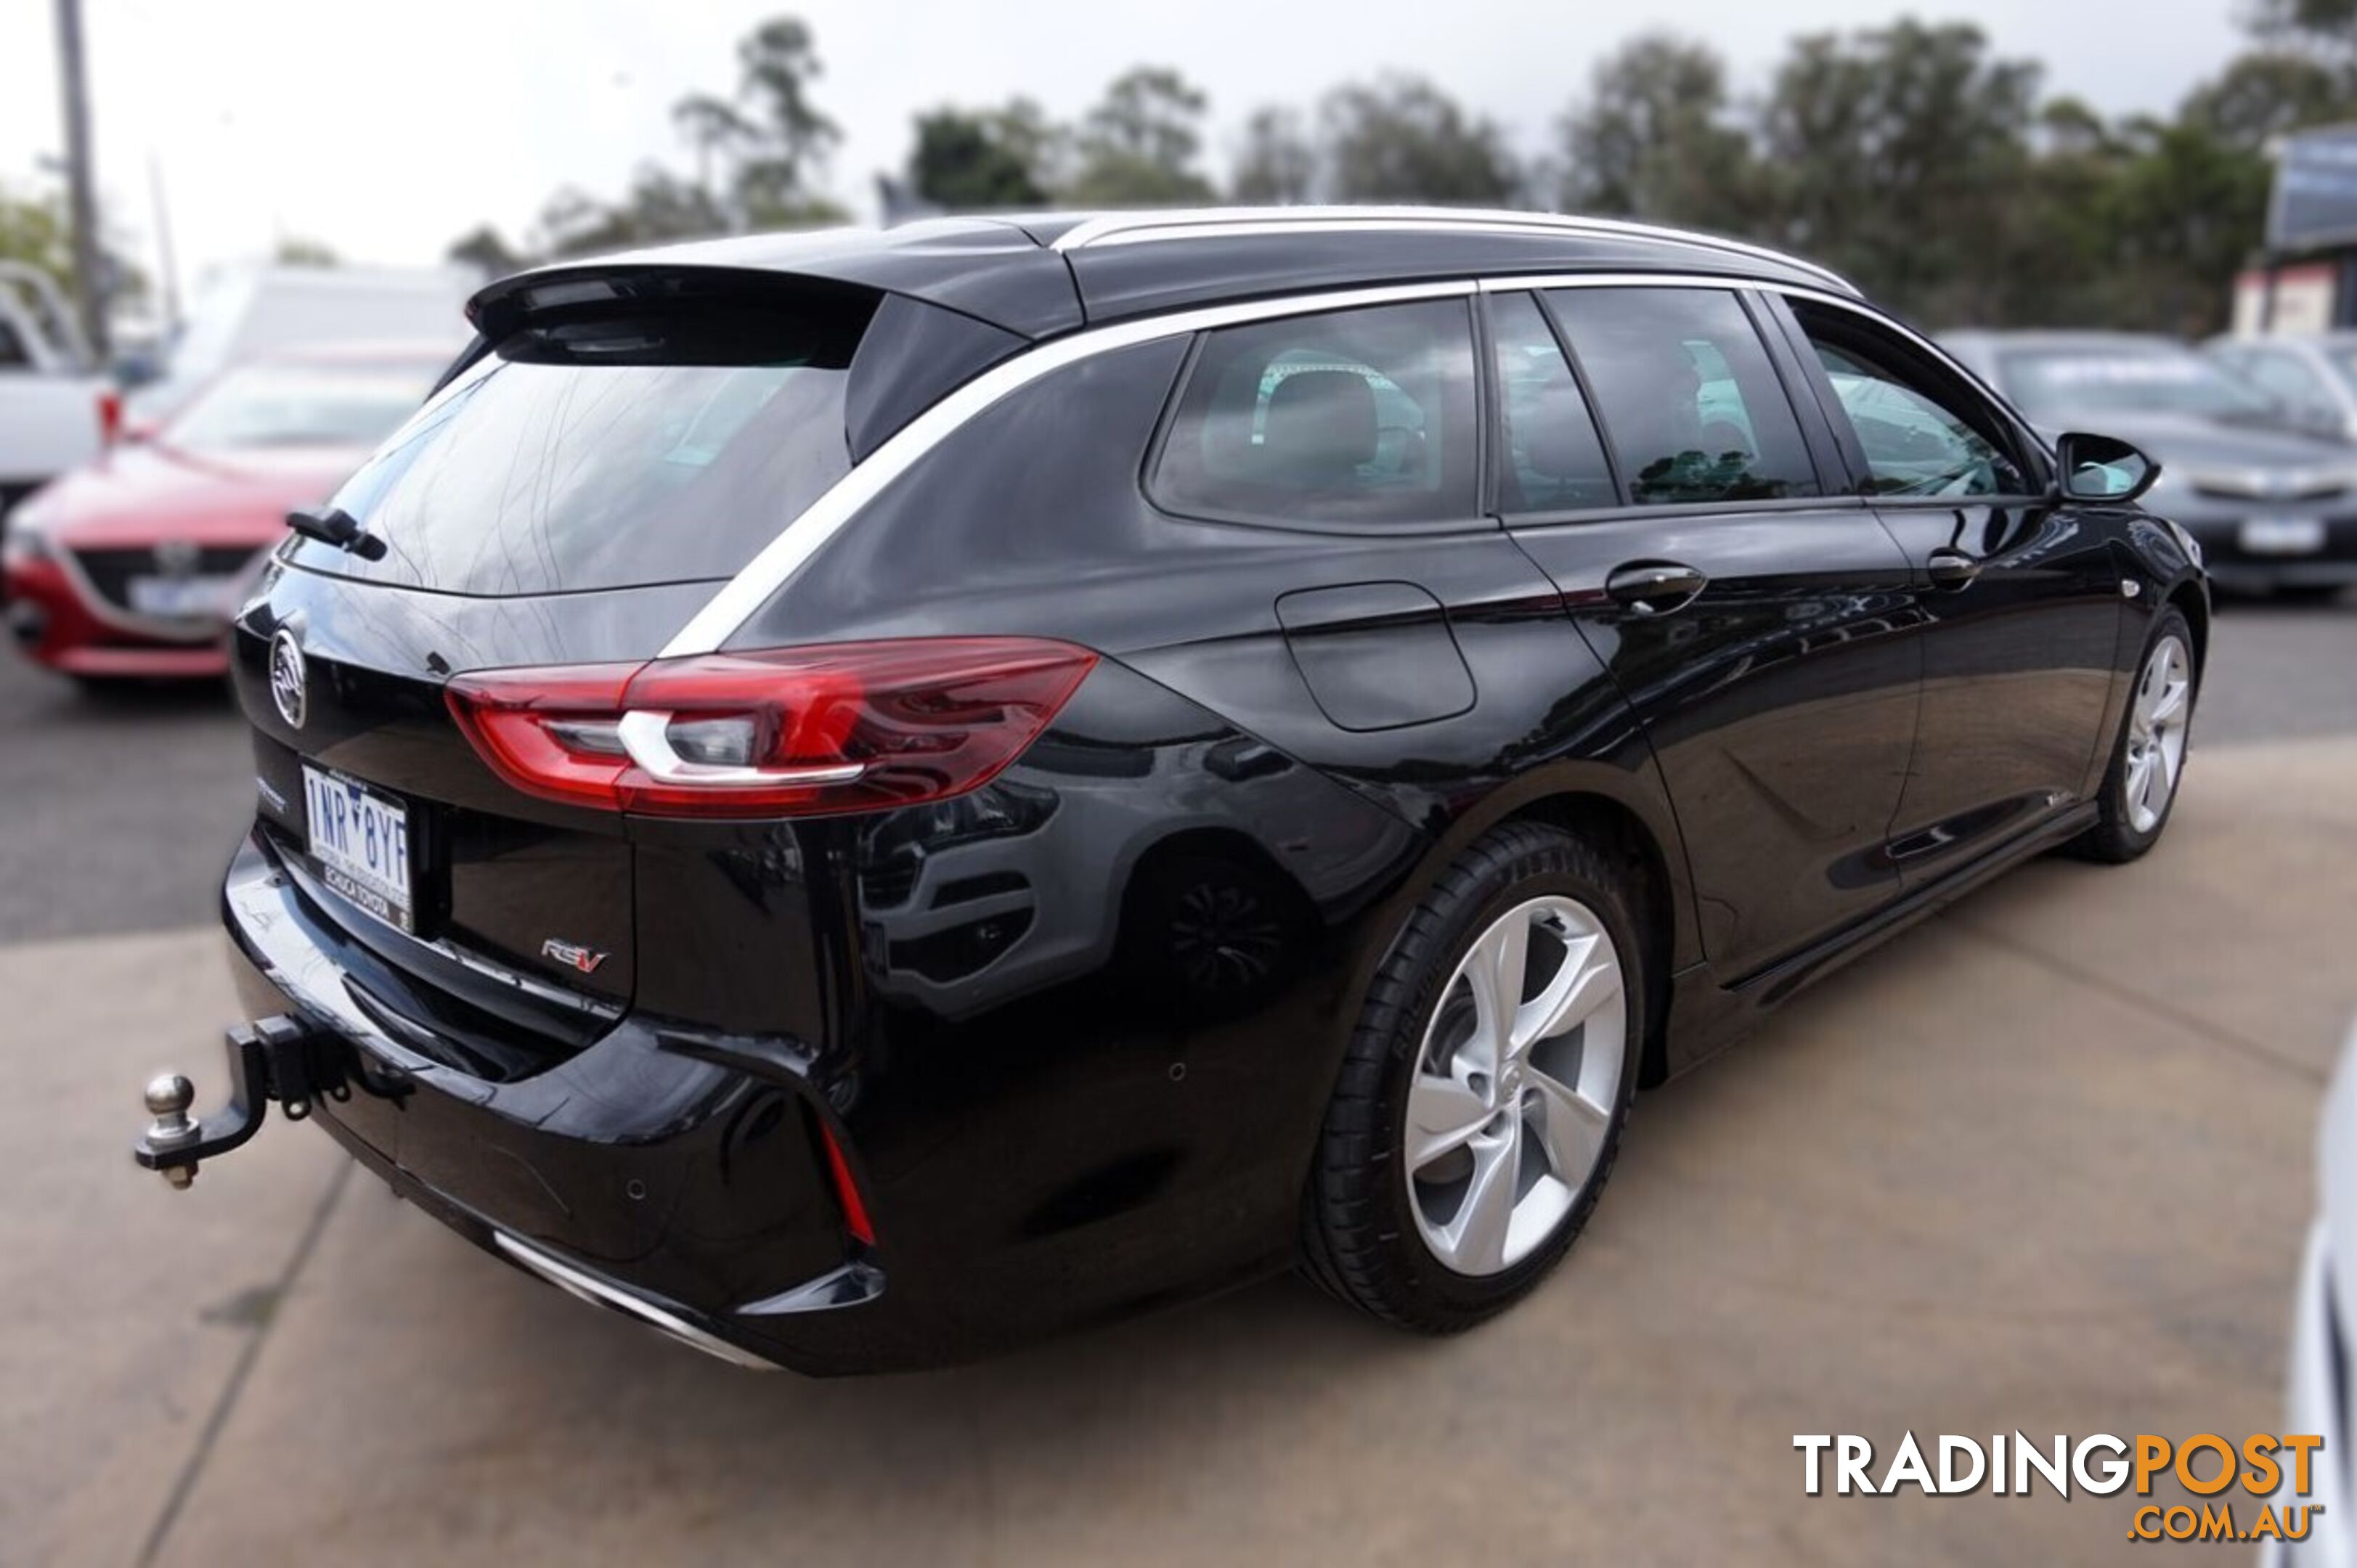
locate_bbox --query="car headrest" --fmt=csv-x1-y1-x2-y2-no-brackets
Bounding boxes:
1262,370,1378,485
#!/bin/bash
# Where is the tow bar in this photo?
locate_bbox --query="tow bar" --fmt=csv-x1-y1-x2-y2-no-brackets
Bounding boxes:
133,1015,399,1189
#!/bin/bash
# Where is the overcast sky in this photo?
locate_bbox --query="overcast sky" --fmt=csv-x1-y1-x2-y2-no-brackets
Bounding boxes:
2,0,2243,301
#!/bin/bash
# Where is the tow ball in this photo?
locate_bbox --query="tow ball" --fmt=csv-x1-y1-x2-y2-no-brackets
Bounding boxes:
133,1015,396,1189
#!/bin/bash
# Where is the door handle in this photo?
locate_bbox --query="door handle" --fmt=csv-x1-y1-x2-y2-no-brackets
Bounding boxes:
1926,548,1981,589
1605,561,1707,616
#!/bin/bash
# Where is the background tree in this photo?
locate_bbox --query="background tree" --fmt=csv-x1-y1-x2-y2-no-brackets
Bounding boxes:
1555,35,1757,232
1320,75,1521,204
1754,21,2041,324
538,166,728,259
272,237,338,267
1066,68,1218,204
1232,107,1319,203
907,99,1059,208
445,224,530,279
0,185,76,295
719,17,848,226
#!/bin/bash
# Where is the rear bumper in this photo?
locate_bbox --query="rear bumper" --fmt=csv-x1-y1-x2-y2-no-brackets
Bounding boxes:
219,830,911,1374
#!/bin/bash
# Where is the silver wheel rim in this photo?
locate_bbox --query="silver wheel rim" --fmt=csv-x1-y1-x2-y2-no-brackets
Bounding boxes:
2123,634,2191,835
1404,895,1627,1277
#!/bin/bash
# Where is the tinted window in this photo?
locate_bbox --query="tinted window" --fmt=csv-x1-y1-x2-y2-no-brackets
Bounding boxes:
0,318,27,370
293,301,868,597
1152,300,1478,527
1547,287,1817,506
1794,314,2026,498
1489,293,1616,512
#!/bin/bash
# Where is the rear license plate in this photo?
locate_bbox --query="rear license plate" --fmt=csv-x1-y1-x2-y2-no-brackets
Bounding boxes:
126,574,240,618
301,765,414,931
2239,517,2327,555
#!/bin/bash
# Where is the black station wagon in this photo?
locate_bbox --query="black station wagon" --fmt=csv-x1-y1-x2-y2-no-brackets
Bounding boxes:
134,208,2207,1372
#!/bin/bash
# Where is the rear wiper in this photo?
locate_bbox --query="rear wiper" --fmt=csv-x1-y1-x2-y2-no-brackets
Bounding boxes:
285,505,387,561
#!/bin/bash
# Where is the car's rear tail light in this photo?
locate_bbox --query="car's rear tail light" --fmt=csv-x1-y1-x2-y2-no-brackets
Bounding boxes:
96,388,123,448
445,637,1096,819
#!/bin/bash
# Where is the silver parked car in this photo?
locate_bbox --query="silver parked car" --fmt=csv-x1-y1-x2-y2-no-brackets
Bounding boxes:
1945,331,2357,600
2206,333,2357,446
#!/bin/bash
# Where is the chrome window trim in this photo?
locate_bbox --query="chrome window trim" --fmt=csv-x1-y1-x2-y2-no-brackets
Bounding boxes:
658,278,1476,657
660,271,1941,659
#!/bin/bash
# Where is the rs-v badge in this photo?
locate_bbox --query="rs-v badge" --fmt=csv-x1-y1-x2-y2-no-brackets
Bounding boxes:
542,939,610,976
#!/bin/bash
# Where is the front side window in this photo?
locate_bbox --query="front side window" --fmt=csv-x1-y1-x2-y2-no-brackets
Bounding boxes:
1488,292,1616,512
1151,299,1478,527
1546,287,1817,506
1793,311,2026,499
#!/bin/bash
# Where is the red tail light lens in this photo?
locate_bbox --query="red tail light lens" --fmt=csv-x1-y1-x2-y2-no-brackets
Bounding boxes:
445,637,1096,819
817,1120,877,1247
96,388,123,448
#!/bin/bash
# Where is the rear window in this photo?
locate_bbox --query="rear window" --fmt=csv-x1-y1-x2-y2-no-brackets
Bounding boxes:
290,299,871,596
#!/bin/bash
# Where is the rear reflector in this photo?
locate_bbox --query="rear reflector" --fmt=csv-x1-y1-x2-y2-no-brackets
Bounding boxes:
445,637,1096,819
817,1120,877,1247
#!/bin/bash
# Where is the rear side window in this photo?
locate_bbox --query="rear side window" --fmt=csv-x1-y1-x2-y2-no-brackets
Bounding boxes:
293,298,872,596
1547,287,1818,507
1150,300,1479,528
0,318,27,369
1488,292,1616,512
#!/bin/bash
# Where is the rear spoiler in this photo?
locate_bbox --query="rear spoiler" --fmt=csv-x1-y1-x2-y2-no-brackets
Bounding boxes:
434,264,1034,463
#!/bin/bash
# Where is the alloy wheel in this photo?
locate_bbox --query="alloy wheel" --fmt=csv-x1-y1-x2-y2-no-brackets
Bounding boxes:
1404,895,1627,1277
2123,634,2191,835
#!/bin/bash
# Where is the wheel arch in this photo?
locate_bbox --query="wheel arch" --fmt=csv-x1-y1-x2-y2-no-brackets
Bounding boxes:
1351,769,1693,1093
1496,791,1682,1089
2165,576,2210,691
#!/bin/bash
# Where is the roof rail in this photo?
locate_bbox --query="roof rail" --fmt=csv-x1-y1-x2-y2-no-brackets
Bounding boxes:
1049,206,1860,298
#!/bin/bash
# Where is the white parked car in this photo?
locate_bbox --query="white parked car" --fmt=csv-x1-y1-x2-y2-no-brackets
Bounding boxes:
0,262,113,526
2260,1018,2357,1566
126,264,475,434
2206,334,2357,446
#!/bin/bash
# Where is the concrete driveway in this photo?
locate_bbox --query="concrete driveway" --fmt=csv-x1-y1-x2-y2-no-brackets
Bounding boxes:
7,728,2350,1566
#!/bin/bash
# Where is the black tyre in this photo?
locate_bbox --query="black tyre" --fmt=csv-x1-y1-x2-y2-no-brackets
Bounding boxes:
2069,605,2196,865
1300,820,1644,1334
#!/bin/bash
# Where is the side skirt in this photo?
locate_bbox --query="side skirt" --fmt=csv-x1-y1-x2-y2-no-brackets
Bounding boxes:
1655,801,2102,1080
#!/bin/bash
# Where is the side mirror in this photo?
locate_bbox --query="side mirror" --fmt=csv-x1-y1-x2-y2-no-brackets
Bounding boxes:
2056,431,2159,503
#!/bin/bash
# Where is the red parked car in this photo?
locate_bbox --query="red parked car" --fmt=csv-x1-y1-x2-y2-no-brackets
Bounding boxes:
2,343,450,683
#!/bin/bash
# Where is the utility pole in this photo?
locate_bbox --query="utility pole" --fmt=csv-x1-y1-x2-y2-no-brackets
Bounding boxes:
148,152,180,341
54,0,109,362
